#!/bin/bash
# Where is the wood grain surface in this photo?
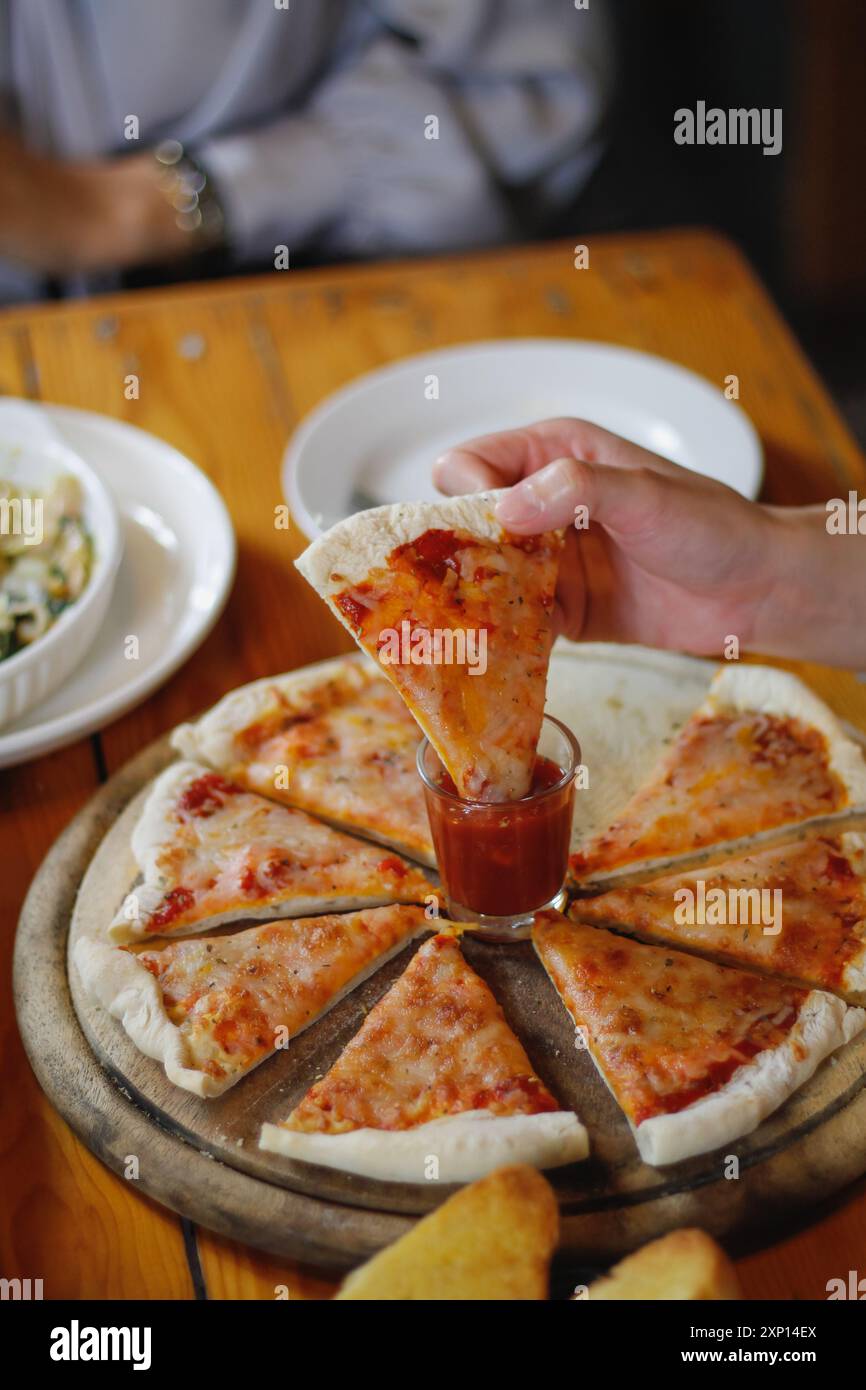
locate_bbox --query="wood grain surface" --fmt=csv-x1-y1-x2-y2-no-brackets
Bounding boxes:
3,229,866,1298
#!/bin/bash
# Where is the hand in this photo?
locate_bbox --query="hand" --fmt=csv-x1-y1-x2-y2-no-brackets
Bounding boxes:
433,417,866,668
0,133,192,274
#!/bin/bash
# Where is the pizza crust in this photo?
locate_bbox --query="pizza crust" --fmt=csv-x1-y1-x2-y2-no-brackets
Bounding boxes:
73,927,426,1099
704,665,866,804
573,828,866,1006
295,491,509,595
258,1108,588,1182
634,989,866,1166
170,653,435,865
109,759,432,944
171,653,373,771
822,831,866,1001
73,938,215,1095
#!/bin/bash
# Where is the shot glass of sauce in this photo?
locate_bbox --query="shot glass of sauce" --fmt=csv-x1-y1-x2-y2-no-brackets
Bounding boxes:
417,715,580,939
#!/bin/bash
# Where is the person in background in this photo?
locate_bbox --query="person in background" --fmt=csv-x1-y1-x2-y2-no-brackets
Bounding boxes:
0,0,612,303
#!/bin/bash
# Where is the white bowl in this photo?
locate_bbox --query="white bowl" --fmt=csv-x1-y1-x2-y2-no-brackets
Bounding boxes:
0,437,123,726
283,338,764,540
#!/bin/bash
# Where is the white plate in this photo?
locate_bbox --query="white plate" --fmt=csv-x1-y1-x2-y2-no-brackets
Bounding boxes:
284,339,764,539
0,405,235,768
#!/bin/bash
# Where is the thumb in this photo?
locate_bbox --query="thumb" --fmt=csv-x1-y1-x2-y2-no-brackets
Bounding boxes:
495,456,669,536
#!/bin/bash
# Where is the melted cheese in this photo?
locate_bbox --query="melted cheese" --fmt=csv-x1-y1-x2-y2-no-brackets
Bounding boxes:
144,769,433,934
133,904,427,1083
332,528,562,802
574,835,866,999
282,934,560,1134
572,711,845,879
533,913,807,1126
226,667,432,861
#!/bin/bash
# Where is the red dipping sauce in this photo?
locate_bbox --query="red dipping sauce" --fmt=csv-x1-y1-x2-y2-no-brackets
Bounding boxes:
418,720,579,923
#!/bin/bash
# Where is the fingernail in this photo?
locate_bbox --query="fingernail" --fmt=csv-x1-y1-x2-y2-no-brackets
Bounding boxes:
496,479,544,525
433,451,487,495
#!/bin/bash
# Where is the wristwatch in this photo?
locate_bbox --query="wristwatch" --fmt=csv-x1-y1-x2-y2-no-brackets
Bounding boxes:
152,139,226,250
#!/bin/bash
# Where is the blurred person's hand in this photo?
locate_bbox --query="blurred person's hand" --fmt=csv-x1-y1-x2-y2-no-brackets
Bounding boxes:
0,133,192,274
433,419,866,670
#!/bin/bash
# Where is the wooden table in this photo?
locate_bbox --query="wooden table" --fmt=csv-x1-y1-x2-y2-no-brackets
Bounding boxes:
2,229,866,1301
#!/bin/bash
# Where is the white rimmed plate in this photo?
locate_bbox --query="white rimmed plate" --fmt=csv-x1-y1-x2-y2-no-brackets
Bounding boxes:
284,339,764,539
0,404,235,768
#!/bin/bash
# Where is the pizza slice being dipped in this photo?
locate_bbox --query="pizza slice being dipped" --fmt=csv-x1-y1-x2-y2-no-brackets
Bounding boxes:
172,655,435,865
571,832,866,1005
76,905,429,1097
260,931,588,1181
109,761,436,943
533,910,865,1165
570,665,866,886
295,493,563,802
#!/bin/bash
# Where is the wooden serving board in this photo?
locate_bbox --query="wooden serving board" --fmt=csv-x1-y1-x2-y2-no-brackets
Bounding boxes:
15,647,866,1271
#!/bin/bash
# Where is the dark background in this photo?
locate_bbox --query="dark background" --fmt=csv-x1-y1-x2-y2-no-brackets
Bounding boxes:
566,0,866,445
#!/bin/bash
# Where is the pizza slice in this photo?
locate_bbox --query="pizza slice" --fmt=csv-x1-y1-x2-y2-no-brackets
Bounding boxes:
109,760,435,943
295,493,563,801
172,655,434,865
533,910,865,1165
571,832,866,1005
570,665,866,886
75,904,428,1097
260,932,588,1181
336,1165,558,1301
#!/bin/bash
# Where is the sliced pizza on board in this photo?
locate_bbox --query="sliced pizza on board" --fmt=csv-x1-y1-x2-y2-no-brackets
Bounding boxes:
570,665,866,888
109,760,435,943
533,910,865,1166
571,832,866,1005
295,493,563,802
76,905,429,1097
172,655,434,866
260,932,588,1181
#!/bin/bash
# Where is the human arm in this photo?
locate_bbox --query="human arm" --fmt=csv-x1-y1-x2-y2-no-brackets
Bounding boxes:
433,417,866,669
0,133,189,274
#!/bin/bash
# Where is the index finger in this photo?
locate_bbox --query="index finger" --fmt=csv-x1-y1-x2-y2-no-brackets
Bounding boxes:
433,417,690,494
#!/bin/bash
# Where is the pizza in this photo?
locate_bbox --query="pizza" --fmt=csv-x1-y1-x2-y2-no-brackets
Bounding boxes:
109,760,435,943
570,665,866,886
295,493,563,801
172,655,434,865
75,905,428,1097
571,832,866,1005
260,932,588,1180
533,910,865,1165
